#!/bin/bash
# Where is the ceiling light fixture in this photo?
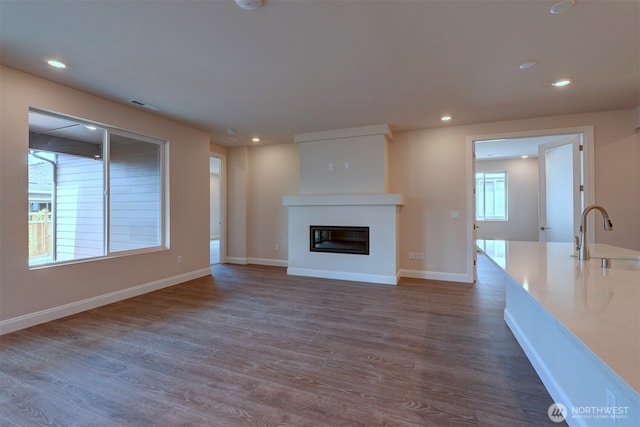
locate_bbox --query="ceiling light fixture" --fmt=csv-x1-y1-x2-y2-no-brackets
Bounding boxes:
234,0,263,10
521,155,529,159
518,59,537,70
252,137,260,143
441,115,452,122
85,125,97,131
550,0,575,14
552,79,572,87
47,59,67,69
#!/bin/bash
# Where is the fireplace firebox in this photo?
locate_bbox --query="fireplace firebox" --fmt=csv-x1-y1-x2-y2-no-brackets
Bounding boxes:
310,226,369,255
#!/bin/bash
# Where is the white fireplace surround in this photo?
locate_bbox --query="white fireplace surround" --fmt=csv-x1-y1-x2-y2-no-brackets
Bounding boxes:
284,194,403,285
284,124,403,285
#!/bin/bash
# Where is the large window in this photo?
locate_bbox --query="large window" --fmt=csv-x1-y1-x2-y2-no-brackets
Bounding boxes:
476,171,507,221
28,110,166,267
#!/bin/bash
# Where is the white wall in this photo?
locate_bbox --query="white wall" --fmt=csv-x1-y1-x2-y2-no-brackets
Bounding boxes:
0,66,211,327
476,158,539,241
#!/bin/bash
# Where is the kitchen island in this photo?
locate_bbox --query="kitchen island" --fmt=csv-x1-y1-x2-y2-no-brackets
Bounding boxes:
477,240,639,426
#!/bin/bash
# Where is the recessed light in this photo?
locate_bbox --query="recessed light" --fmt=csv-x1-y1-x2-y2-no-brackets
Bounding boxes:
519,59,537,70
85,125,97,131
46,59,67,69
441,115,452,122
552,79,572,87
521,155,529,159
550,0,575,14
252,137,260,143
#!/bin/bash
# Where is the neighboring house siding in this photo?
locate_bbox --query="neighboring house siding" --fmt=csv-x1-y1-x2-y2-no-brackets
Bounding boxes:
109,139,161,252
55,154,104,261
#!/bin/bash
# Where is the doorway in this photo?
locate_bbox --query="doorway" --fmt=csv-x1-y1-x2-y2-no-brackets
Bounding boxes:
466,126,595,279
209,155,223,265
474,133,583,242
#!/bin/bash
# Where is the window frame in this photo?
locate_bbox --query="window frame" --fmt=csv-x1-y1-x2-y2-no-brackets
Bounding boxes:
475,171,508,222
28,108,169,269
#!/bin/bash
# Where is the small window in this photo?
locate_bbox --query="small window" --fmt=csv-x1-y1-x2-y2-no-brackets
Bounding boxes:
476,171,507,221
28,109,167,267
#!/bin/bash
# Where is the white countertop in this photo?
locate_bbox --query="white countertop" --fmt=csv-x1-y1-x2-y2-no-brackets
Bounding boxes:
477,240,640,393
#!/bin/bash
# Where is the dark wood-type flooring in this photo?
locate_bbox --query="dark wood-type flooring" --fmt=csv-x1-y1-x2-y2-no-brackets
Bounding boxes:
0,255,563,426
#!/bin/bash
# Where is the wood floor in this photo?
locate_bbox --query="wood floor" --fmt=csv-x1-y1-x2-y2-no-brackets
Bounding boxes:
0,255,563,426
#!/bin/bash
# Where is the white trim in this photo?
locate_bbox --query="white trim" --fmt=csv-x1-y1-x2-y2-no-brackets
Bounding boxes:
287,267,398,285
0,268,211,335
247,257,288,267
226,256,248,265
399,269,473,284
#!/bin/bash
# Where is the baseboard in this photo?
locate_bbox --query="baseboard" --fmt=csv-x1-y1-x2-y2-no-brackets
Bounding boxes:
248,257,288,267
0,268,211,335
225,257,248,265
399,269,472,283
287,267,398,285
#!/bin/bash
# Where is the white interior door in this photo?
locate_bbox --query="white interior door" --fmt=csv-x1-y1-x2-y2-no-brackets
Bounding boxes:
538,139,581,242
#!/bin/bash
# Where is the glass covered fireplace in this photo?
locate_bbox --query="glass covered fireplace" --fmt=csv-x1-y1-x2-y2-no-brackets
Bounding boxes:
310,225,369,255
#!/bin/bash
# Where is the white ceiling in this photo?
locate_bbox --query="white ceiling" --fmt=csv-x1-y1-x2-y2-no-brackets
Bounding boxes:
1,0,638,147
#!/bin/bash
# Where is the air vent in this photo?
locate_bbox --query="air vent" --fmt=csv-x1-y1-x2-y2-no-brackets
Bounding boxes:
127,99,159,111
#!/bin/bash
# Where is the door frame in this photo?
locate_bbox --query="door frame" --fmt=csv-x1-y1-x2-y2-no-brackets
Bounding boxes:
210,152,227,264
466,126,594,278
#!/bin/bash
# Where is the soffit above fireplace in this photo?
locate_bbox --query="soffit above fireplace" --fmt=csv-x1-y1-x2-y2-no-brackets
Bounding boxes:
293,124,392,144
294,124,392,196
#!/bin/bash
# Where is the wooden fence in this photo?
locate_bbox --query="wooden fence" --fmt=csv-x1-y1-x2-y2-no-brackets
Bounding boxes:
29,210,52,259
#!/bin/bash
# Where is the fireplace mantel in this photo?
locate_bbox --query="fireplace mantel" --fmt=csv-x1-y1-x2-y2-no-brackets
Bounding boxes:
283,193,403,207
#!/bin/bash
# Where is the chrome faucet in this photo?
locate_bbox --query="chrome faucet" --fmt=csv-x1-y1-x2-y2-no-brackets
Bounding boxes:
575,205,614,261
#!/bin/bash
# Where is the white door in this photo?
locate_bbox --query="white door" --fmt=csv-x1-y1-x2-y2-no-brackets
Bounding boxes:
538,139,581,242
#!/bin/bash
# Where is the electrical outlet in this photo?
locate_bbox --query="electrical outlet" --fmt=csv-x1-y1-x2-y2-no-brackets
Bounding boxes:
177,255,183,264
408,252,416,260
275,244,280,252
415,252,424,260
